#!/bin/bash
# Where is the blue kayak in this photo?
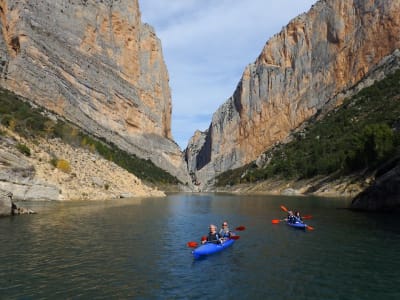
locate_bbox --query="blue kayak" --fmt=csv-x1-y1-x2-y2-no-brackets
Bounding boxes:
192,239,235,258
286,221,307,229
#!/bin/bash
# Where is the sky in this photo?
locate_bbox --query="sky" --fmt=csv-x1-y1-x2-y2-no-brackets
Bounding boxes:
138,0,317,149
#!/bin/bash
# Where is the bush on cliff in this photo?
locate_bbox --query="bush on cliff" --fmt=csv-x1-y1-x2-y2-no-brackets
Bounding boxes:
216,69,400,186
16,143,31,157
0,88,180,186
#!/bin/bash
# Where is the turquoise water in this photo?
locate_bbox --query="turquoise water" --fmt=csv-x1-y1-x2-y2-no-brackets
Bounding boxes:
1,194,399,299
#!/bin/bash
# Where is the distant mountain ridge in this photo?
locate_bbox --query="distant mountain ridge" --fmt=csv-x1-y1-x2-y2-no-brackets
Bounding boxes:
185,0,400,190
0,0,190,185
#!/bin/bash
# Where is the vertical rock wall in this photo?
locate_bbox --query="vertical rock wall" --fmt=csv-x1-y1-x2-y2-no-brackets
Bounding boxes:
0,0,189,184
186,0,400,189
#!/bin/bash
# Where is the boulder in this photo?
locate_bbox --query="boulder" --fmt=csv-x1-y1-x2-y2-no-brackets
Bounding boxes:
351,158,400,211
0,191,36,216
0,190,12,216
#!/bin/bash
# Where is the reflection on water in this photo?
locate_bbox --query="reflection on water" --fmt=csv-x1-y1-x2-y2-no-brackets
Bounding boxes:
1,194,399,299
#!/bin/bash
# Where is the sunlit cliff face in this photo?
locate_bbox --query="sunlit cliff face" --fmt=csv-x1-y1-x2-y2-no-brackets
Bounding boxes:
186,0,400,188
0,0,171,138
0,0,190,184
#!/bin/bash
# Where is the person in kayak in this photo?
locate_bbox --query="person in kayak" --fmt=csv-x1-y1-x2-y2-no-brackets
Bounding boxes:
219,221,233,240
294,211,303,222
286,210,296,224
202,224,222,244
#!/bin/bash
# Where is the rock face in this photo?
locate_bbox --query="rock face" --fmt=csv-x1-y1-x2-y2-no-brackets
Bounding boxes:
0,139,60,201
0,191,36,217
0,190,12,216
186,0,400,190
351,158,400,211
0,126,165,201
0,0,190,184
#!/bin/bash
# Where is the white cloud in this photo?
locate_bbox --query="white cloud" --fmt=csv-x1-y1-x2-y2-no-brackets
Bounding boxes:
139,0,317,149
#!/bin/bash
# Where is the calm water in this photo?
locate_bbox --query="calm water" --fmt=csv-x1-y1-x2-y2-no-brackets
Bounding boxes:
1,194,400,299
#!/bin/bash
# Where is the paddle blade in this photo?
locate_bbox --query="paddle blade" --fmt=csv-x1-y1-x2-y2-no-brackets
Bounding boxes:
187,241,198,248
302,215,312,220
306,225,315,231
230,235,240,240
235,226,246,231
271,219,281,224
280,205,288,212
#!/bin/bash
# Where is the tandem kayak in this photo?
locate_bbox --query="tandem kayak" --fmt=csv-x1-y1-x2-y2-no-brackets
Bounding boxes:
286,221,307,229
192,239,235,259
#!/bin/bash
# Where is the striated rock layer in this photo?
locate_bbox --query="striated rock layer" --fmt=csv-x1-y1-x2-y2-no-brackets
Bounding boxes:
186,0,400,190
0,0,189,184
0,126,165,201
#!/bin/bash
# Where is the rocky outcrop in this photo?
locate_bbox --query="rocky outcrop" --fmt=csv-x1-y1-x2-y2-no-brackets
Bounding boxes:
0,191,36,217
351,158,400,211
0,0,190,185
0,190,12,216
0,138,60,200
0,127,165,200
186,0,400,190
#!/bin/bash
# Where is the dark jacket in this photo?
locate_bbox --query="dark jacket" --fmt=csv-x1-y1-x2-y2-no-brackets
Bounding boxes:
207,232,221,243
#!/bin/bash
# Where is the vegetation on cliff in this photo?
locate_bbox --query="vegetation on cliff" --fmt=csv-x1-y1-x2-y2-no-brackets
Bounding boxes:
0,88,180,186
216,69,400,187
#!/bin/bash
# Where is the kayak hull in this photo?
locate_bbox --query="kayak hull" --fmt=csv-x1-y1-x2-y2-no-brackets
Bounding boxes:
286,221,307,229
192,239,235,258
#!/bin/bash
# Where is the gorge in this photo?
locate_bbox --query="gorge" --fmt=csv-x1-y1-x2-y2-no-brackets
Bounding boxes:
185,0,400,192
0,0,399,211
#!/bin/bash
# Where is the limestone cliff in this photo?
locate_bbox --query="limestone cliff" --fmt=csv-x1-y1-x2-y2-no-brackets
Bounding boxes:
0,125,164,201
186,0,400,190
0,0,189,185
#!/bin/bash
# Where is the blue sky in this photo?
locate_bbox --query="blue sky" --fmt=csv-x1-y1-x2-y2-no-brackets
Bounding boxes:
138,0,317,149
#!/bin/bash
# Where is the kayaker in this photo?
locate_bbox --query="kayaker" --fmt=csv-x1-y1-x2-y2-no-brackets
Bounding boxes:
294,211,303,222
219,221,233,240
202,224,222,244
285,210,296,224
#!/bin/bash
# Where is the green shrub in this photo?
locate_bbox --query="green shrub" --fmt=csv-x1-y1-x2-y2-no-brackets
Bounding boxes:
216,69,400,186
16,143,31,156
50,157,58,168
0,86,180,186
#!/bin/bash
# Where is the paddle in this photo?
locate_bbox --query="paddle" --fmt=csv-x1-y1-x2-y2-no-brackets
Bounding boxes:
187,241,198,248
187,235,207,248
273,216,311,223
187,235,240,247
281,205,312,219
278,206,315,230
188,226,244,248
272,219,315,230
235,225,246,231
280,205,288,212
271,219,284,224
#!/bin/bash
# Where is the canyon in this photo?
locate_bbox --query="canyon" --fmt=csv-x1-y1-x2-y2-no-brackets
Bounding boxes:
185,0,400,191
0,0,399,210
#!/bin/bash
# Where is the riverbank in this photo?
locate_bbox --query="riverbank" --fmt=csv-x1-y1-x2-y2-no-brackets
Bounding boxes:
214,173,369,198
0,126,164,201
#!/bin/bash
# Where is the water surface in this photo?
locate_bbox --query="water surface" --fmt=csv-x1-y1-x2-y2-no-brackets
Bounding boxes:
1,194,399,299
